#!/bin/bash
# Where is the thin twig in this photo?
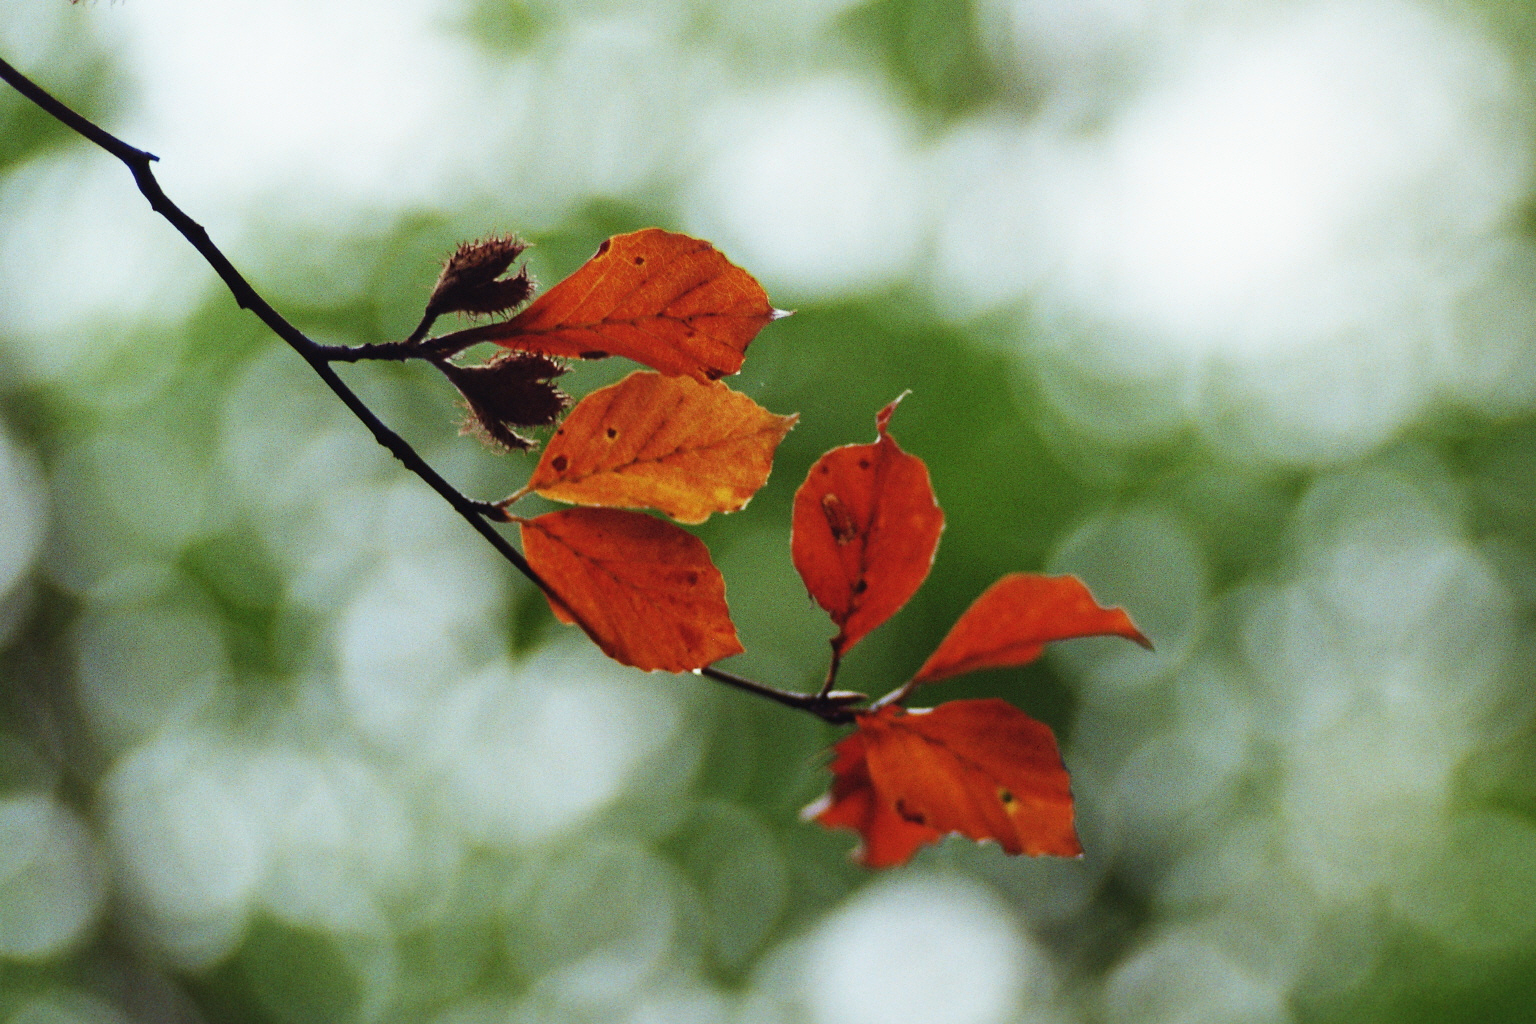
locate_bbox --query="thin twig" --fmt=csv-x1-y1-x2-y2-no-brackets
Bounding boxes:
312,321,502,364
0,55,853,723
699,666,863,724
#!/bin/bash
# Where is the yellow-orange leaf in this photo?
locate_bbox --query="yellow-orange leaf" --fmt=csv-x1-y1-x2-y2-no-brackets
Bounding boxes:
912,573,1152,685
522,371,796,524
518,508,744,672
476,229,782,382
806,700,1081,867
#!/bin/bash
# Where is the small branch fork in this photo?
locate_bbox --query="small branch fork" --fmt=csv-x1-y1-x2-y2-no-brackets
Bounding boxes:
0,56,862,725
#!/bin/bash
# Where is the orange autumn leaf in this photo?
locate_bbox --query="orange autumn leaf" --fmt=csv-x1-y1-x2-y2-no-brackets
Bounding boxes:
518,507,744,672
519,370,796,524
475,229,783,382
805,699,1081,868
913,573,1152,686
790,396,944,658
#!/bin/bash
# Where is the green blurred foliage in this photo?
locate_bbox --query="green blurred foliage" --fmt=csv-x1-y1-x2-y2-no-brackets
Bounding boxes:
4,1,1536,1023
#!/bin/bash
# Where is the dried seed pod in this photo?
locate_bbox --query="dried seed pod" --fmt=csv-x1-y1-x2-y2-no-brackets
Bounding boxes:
426,235,535,319
440,351,569,452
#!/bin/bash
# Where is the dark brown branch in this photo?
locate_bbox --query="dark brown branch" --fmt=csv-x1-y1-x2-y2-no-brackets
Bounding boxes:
0,55,553,602
312,317,551,365
0,55,857,724
313,316,515,363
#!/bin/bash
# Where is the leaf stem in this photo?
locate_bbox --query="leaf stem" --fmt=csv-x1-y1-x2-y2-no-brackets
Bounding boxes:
0,54,842,725
699,666,862,725
815,647,843,700
869,678,917,710
497,486,533,509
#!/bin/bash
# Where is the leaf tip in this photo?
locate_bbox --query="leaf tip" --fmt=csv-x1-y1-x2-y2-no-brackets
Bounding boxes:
875,389,913,434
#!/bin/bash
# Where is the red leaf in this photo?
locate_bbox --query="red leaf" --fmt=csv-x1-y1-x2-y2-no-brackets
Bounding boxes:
475,229,782,382
803,727,942,868
518,507,744,672
913,573,1152,686
805,699,1081,867
790,397,944,657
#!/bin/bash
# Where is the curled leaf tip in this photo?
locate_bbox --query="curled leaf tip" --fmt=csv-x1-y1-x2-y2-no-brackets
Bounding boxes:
875,390,913,434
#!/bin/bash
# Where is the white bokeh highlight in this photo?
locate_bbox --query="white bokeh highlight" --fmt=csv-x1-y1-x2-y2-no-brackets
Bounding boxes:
939,0,1535,464
687,79,927,299
794,875,1045,1024
102,0,489,216
0,794,104,960
0,424,45,621
103,730,268,966
422,649,688,847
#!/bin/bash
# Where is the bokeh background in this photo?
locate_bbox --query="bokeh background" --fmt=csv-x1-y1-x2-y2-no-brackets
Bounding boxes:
4,0,1536,1022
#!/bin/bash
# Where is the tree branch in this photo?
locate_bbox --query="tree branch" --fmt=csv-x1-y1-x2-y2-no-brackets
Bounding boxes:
0,55,856,724
0,58,559,609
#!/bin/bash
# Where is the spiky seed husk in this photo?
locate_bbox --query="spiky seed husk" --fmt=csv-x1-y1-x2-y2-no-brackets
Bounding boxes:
441,352,569,452
426,235,534,318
